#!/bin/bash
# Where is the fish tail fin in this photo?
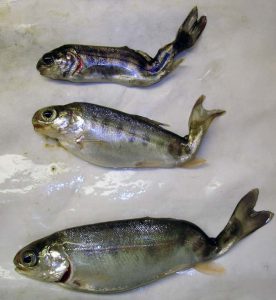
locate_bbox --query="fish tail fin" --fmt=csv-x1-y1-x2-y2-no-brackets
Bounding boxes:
215,189,274,256
148,7,206,78
173,6,207,55
187,95,225,152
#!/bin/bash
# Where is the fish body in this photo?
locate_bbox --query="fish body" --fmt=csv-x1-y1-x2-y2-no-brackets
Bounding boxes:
14,189,273,293
32,96,225,168
36,7,207,86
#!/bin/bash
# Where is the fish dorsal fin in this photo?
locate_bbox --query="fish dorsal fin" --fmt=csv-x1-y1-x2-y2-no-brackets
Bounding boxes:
194,262,225,276
133,115,169,127
135,50,153,62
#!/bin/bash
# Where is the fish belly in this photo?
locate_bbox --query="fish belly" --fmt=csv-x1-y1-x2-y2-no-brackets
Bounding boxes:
59,219,211,292
61,138,178,168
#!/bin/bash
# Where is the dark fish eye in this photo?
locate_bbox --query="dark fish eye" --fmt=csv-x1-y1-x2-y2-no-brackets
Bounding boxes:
43,110,53,119
23,255,32,264
41,109,57,122
22,251,37,267
42,54,54,65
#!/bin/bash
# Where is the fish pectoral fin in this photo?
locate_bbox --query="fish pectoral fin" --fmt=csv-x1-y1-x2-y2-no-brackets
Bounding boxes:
81,139,107,144
194,262,225,276
133,115,169,127
75,136,108,149
179,158,207,168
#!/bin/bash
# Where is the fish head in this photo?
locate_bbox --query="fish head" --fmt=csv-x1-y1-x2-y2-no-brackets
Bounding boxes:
32,103,84,140
14,236,70,282
36,45,80,80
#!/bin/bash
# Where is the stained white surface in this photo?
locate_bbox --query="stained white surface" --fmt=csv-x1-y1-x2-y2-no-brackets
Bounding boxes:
0,0,276,299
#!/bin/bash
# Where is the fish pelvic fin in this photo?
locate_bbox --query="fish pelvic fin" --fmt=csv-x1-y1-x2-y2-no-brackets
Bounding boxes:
173,6,207,55
187,95,225,154
179,157,206,168
194,261,225,276
215,189,274,256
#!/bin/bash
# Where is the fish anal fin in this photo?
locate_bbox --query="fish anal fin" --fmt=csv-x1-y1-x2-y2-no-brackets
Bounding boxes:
179,158,206,168
135,161,163,168
194,261,225,276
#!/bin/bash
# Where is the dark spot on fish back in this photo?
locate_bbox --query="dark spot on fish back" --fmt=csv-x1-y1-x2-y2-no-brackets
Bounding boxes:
142,134,150,146
146,245,159,258
127,127,136,143
168,140,182,158
101,118,110,128
115,123,124,138
116,123,123,132
191,236,205,253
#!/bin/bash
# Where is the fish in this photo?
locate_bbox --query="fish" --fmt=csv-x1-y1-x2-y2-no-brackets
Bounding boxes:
32,95,225,168
36,7,207,86
13,189,274,293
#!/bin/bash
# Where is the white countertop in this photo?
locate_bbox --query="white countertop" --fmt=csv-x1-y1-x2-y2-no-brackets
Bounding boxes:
0,0,275,299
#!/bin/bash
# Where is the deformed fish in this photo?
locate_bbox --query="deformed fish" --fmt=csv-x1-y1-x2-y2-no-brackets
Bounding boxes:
32,96,225,168
13,189,273,293
36,7,207,86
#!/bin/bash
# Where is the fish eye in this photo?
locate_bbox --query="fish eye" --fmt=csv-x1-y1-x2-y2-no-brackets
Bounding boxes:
41,109,57,122
42,54,54,65
21,251,37,267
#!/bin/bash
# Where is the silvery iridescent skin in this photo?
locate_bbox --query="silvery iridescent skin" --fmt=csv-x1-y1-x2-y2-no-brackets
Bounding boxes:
36,7,207,86
14,189,273,293
32,96,225,168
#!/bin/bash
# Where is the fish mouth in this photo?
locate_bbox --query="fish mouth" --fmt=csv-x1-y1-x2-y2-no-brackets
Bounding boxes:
36,59,45,70
13,252,28,273
13,251,22,268
32,115,44,131
32,111,48,132
14,260,29,276
36,60,51,75
33,122,46,131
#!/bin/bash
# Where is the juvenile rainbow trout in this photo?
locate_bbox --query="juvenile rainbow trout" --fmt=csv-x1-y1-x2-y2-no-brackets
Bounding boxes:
32,96,224,168
14,189,273,293
36,7,206,86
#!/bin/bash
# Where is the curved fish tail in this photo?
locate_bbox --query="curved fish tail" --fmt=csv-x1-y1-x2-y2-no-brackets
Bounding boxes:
215,189,274,256
148,7,206,77
187,95,225,153
173,6,207,55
